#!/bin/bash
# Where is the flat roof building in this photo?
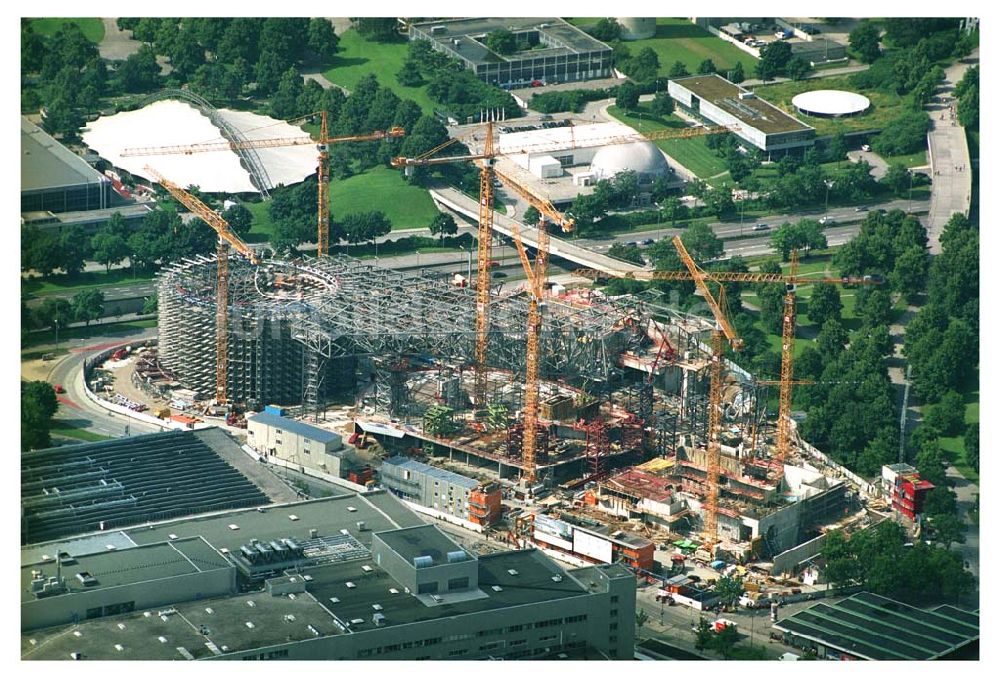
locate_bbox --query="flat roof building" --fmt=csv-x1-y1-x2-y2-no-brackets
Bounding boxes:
774,591,979,660
410,18,613,87
21,492,637,661
379,456,503,527
246,412,344,475
668,74,815,154
21,117,112,213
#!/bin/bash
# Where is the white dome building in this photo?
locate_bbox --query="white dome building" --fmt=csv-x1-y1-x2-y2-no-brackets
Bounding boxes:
589,141,670,182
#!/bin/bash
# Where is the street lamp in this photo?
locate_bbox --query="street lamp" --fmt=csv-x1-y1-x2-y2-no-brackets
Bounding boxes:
907,170,914,213
459,245,472,281
824,179,834,213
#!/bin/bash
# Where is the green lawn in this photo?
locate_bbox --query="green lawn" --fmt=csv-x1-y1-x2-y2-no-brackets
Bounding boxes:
937,390,979,484
754,76,913,137
23,269,157,297
29,18,105,42
51,421,112,443
243,168,439,239
624,18,757,77
881,149,928,168
322,30,436,114
606,104,729,178
330,167,439,230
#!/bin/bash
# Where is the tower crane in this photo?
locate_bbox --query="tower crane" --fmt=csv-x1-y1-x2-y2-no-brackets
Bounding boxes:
576,250,880,466
671,235,743,548
122,112,405,256
391,119,736,413
144,165,260,408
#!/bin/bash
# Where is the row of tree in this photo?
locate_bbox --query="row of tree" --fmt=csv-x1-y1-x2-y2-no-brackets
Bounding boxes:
822,520,974,604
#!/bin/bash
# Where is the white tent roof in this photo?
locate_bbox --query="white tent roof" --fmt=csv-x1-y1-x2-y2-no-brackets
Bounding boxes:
791,90,871,116
497,122,642,157
82,100,318,194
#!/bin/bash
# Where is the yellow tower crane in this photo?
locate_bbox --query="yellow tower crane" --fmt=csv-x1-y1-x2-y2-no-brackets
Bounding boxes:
391,119,738,414
144,165,260,408
576,250,879,466
123,112,405,256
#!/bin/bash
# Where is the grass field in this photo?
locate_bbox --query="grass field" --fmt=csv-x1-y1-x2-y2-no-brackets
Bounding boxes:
622,18,758,78
29,18,105,42
606,104,729,178
23,269,157,297
937,389,979,484
51,421,112,443
322,30,436,114
243,168,439,240
881,149,928,168
330,168,439,230
753,76,913,137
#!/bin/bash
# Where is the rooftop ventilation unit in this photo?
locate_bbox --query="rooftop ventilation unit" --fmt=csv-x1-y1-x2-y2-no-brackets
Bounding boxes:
507,569,519,576
347,506,357,512
551,575,563,582
345,581,356,589
413,555,434,569
446,550,468,563
431,595,443,603
389,588,399,595
373,613,386,626
329,597,340,604
361,565,373,573
228,524,239,531
372,604,383,611
491,585,503,592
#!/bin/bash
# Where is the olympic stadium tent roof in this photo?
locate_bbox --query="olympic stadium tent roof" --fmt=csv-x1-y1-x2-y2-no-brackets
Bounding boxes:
497,121,643,157
82,100,318,194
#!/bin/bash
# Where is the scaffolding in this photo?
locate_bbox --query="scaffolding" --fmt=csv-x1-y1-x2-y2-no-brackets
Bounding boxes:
158,254,638,411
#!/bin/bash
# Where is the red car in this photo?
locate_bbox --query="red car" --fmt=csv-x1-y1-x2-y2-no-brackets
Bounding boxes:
530,80,544,87
53,384,66,394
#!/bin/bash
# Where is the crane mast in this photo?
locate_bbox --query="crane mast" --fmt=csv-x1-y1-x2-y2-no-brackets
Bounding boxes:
318,110,331,256
144,165,260,407
474,122,496,409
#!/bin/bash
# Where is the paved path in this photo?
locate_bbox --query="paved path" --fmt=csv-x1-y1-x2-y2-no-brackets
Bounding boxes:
97,18,141,61
848,149,889,180
925,49,977,254
947,465,980,579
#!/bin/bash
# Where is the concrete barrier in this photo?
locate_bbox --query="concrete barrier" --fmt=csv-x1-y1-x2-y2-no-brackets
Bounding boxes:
81,342,173,431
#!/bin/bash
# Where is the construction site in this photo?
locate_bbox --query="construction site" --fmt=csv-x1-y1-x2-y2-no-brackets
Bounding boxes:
82,97,881,585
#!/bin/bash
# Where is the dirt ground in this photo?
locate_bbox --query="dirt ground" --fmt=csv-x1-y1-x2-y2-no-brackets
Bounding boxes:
21,357,59,383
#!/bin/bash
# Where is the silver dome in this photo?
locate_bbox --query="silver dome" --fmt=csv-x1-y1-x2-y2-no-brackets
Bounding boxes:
589,141,670,181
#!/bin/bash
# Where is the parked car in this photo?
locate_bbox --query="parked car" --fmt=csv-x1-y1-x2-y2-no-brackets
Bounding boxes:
54,384,66,394
753,223,770,231
641,238,655,245
861,144,871,152
819,216,835,225
854,206,869,212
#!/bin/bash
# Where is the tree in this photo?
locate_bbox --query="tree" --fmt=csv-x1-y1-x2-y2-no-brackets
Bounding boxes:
755,41,792,81
169,27,205,79
117,44,161,93
668,60,689,78
626,47,660,82
807,284,842,326
680,222,723,261
396,59,424,87
965,424,979,473
22,380,59,451
428,212,457,243
881,164,911,197
90,228,129,273
697,58,717,74
635,608,649,628
925,390,966,437
522,206,540,225
891,245,928,299
713,575,744,609
589,18,622,42
142,293,158,315
485,29,517,56
22,226,62,276
693,618,715,652
307,18,339,61
41,95,83,139
817,317,849,359
269,180,323,253
343,210,391,245
849,22,883,63
58,226,90,277
826,134,848,164
71,289,105,327
785,57,811,80
615,81,639,111
651,91,674,116
729,61,745,84
703,188,734,219
857,287,892,328
608,243,645,266
872,110,931,156
270,67,305,119
38,297,73,344
928,513,966,549
352,18,398,42
222,203,254,237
